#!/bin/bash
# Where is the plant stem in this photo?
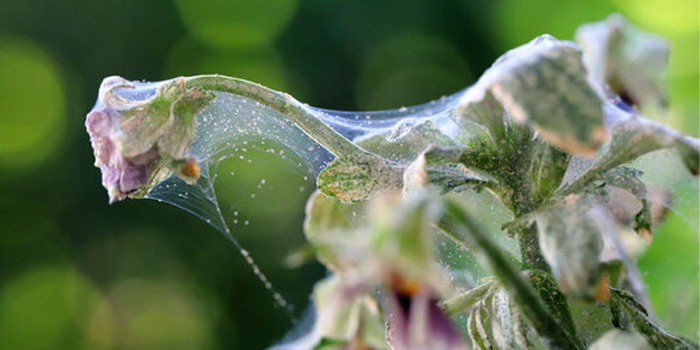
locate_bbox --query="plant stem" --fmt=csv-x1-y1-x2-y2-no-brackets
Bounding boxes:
511,192,549,272
444,198,585,350
517,224,550,271
184,74,363,158
509,157,551,272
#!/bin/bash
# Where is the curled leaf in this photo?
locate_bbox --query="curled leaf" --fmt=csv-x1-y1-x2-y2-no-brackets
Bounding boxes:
610,288,699,350
468,304,497,350
444,274,564,350
459,35,607,155
561,108,700,195
576,14,670,110
594,166,653,242
489,287,539,350
535,195,605,300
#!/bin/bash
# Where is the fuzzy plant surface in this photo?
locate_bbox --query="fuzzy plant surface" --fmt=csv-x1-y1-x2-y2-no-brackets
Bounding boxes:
86,14,699,350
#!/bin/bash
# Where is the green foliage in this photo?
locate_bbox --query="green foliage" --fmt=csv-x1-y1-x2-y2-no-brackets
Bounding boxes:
610,288,699,350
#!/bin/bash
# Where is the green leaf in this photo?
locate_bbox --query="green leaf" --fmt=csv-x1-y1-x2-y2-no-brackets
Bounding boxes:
610,288,699,350
588,330,651,350
560,113,700,195
535,195,605,300
594,166,653,241
312,338,347,350
404,149,492,195
441,279,496,317
468,304,497,350
316,153,404,202
422,145,501,182
489,287,539,350
370,191,445,283
311,276,388,350
576,14,670,111
459,35,607,155
454,91,506,141
523,269,579,340
528,140,571,205
444,198,585,350
445,274,556,350
303,191,367,271
356,118,457,163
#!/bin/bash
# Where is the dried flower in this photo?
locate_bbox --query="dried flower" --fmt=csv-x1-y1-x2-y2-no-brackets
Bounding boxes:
85,76,213,202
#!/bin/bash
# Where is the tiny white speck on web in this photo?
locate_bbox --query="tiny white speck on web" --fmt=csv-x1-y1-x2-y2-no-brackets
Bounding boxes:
142,88,474,318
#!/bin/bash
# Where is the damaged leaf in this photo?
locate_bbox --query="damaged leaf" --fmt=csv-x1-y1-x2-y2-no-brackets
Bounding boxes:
561,110,700,195
458,35,607,155
593,166,653,242
535,195,605,300
317,152,404,202
576,13,670,110
610,288,699,350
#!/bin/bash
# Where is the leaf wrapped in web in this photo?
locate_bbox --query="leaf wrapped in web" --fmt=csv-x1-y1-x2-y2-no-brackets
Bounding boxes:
457,35,607,155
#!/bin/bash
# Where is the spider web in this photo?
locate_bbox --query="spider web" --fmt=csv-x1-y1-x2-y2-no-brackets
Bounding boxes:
142,88,472,316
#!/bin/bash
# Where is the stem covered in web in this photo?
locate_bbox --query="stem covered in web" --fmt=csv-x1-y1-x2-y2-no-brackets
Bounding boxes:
185,75,364,158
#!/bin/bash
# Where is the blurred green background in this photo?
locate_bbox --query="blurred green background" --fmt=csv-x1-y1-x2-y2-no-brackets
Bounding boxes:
0,0,697,349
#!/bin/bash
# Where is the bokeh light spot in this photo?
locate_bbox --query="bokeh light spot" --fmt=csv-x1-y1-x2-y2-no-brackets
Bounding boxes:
612,0,699,33
0,267,108,350
0,36,65,171
109,280,220,350
175,0,300,49
493,0,617,49
163,38,291,93
355,34,472,109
